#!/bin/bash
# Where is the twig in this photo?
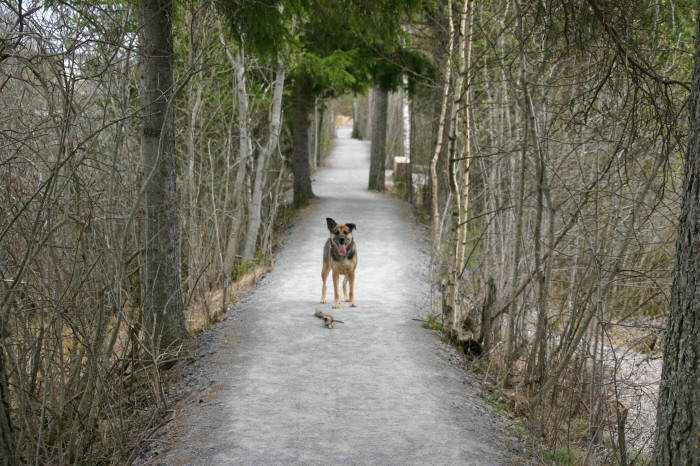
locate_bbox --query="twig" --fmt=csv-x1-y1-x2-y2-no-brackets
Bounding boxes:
314,309,344,329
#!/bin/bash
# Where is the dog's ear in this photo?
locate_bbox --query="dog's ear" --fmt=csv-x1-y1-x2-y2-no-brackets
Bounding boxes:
326,218,337,231
346,223,356,231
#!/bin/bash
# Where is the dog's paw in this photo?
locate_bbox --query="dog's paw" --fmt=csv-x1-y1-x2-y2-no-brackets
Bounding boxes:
350,301,357,307
320,298,326,304
332,302,340,309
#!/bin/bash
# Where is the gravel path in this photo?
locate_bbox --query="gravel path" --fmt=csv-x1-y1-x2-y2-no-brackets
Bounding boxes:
143,127,521,465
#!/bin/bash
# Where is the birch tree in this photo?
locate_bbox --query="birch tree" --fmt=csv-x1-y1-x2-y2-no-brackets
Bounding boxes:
443,0,474,336
430,0,453,241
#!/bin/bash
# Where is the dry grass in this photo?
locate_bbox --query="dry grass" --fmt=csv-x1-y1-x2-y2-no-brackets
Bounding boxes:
186,263,272,333
199,383,227,404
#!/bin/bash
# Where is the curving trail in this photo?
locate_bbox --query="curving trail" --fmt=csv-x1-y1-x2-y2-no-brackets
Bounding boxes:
147,127,519,465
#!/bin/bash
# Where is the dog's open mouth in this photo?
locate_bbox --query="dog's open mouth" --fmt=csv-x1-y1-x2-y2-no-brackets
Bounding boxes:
338,243,347,256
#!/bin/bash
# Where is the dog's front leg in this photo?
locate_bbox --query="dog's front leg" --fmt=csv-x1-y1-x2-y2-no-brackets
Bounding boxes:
342,276,349,302
321,262,330,303
348,270,356,307
332,271,341,308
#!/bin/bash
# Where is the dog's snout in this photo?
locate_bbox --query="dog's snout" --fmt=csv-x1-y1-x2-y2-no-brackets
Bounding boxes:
338,237,346,244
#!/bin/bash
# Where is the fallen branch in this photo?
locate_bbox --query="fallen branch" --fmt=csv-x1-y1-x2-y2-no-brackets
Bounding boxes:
314,309,344,329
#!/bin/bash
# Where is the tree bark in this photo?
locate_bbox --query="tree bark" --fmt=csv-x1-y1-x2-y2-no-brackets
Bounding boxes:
314,101,325,168
480,277,496,354
186,14,204,307
226,47,252,266
352,95,361,139
444,0,473,335
504,8,528,383
430,0,454,240
369,82,388,191
516,0,550,397
456,0,474,275
242,62,286,262
653,6,700,463
430,0,452,213
0,317,16,464
139,0,190,352
292,82,315,207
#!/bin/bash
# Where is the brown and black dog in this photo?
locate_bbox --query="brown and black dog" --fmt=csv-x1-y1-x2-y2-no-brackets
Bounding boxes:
321,218,357,308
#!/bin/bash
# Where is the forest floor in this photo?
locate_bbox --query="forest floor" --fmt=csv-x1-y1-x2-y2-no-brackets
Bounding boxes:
135,127,525,465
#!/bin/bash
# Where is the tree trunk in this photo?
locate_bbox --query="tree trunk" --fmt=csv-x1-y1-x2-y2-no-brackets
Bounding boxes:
227,47,252,265
0,318,16,464
653,6,700,463
430,0,454,240
369,82,388,191
139,0,189,352
311,99,319,171
455,0,474,275
292,81,315,207
352,96,361,139
242,62,286,262
444,0,473,335
315,101,325,168
430,0,452,212
186,17,204,305
480,277,496,354
504,6,529,383
516,0,549,399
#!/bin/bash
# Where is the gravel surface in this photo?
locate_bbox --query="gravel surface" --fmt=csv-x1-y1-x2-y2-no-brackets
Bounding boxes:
137,127,523,465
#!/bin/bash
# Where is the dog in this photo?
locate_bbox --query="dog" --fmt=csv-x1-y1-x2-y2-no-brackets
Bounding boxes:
321,218,357,308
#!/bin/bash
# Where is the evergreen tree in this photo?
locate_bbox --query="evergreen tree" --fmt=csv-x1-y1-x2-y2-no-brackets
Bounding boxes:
653,3,700,463
286,0,426,206
139,0,190,352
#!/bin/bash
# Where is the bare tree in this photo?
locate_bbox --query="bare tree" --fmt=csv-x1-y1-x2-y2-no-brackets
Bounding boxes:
0,322,15,464
402,0,689,459
242,59,286,262
444,0,474,336
430,0,453,240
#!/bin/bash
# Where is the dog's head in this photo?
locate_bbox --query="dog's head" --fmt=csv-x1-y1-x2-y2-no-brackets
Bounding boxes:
326,217,356,257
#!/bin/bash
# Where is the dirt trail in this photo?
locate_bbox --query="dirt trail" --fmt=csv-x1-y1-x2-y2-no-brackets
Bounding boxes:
145,127,521,465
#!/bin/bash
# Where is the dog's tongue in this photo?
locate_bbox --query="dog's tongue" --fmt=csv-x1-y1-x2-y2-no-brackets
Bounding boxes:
339,244,347,257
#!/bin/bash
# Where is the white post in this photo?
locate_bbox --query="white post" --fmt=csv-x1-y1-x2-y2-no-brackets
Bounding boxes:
402,74,411,161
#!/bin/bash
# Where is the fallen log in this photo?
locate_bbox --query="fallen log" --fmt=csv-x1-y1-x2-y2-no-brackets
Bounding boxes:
314,309,344,329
